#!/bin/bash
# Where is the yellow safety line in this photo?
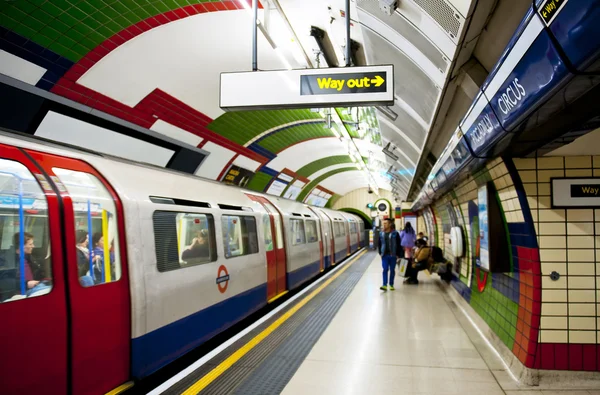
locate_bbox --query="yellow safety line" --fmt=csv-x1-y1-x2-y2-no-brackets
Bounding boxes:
102,210,111,282
104,381,134,395
181,249,367,395
267,290,289,304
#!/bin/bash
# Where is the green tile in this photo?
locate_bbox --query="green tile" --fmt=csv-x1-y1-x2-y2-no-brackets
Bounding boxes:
100,5,120,19
12,24,37,39
14,1,37,14
40,2,63,17
58,11,79,27
39,25,61,40
67,6,88,21
163,0,179,9
49,19,70,33
71,42,91,55
144,3,163,15
247,172,272,192
0,15,20,30
122,12,140,25
76,38,97,51
95,25,114,37
63,49,81,62
103,20,121,32
77,1,99,15
72,22,94,35
134,6,152,19
81,16,102,30
32,33,55,48
48,40,69,54
150,1,170,13
57,34,76,48
3,6,29,22
30,8,55,25
86,31,105,43
109,2,130,14
112,15,130,29
52,0,73,11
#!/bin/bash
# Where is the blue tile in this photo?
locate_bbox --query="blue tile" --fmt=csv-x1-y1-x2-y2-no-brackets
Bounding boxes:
35,79,54,90
23,39,45,55
259,166,279,178
248,143,276,161
4,30,27,46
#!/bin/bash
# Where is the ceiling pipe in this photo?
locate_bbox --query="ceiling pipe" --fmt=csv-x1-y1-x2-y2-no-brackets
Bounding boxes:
345,0,351,67
252,0,258,71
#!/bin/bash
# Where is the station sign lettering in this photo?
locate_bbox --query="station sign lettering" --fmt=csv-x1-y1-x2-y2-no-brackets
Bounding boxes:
571,184,600,198
538,0,569,26
301,72,387,95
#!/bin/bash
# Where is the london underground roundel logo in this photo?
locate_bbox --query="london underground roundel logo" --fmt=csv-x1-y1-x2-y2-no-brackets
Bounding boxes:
216,265,230,293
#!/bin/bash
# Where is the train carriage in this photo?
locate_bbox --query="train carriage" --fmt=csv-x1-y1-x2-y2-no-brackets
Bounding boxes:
0,130,366,395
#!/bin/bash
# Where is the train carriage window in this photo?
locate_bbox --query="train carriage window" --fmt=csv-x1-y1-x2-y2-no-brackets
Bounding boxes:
334,221,345,237
290,218,306,245
262,214,274,252
0,159,52,302
349,222,357,234
153,211,216,272
305,220,318,243
53,168,122,287
222,215,258,258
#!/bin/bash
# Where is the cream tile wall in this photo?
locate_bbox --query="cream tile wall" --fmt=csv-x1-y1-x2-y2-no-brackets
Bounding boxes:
514,156,600,344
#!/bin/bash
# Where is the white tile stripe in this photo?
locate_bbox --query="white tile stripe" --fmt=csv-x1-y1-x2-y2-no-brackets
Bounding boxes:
244,119,325,147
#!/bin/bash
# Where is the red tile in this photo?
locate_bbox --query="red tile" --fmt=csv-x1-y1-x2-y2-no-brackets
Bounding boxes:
184,5,198,15
109,34,126,46
164,10,180,21
583,344,597,371
555,344,569,370
174,8,188,19
222,1,238,10
570,344,583,371
213,2,227,11
154,14,170,24
534,345,542,369
540,344,555,370
525,353,535,368
146,17,161,28
119,30,134,41
193,3,207,13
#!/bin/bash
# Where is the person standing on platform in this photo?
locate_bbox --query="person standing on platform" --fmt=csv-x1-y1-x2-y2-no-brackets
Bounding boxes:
400,222,417,263
378,218,401,291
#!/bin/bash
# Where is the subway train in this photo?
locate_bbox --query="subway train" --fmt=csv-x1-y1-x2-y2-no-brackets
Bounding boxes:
0,130,366,395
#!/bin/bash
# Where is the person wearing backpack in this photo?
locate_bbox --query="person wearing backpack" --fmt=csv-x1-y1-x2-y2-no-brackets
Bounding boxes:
378,218,402,291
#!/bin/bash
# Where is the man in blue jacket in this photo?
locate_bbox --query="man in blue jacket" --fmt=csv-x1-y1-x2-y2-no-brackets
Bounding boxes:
379,218,401,291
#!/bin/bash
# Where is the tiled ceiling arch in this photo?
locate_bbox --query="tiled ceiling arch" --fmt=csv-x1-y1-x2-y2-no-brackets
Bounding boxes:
1,0,493,205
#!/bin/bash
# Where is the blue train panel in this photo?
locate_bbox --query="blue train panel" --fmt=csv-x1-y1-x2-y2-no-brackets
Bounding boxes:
131,283,267,379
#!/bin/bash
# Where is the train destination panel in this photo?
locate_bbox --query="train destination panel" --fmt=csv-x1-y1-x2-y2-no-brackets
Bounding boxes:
220,65,394,111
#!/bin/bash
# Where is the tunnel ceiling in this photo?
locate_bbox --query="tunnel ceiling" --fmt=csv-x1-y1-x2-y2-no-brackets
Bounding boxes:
0,0,497,206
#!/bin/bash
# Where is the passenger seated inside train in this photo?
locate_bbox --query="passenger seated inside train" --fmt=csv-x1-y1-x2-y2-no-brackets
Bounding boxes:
75,229,96,287
181,229,210,262
91,232,115,284
0,232,52,301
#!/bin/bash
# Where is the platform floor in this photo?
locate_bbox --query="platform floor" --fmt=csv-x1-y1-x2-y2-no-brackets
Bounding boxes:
281,255,599,395
155,252,600,395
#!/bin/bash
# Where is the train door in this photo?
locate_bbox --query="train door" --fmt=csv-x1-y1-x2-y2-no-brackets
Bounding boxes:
0,145,69,394
345,221,351,256
25,150,131,394
245,195,287,301
307,208,325,271
317,209,335,265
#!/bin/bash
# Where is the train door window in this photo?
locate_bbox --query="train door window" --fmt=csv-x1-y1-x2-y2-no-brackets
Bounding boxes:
262,214,274,252
305,220,318,243
52,168,122,287
222,215,258,258
263,202,283,250
0,158,52,302
334,221,344,237
153,212,216,272
350,222,357,234
290,219,306,245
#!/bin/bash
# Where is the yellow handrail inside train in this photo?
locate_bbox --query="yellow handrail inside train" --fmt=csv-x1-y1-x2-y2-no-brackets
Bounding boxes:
102,210,111,282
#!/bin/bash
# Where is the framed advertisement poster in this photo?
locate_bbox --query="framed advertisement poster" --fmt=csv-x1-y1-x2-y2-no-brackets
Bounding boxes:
477,184,490,271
